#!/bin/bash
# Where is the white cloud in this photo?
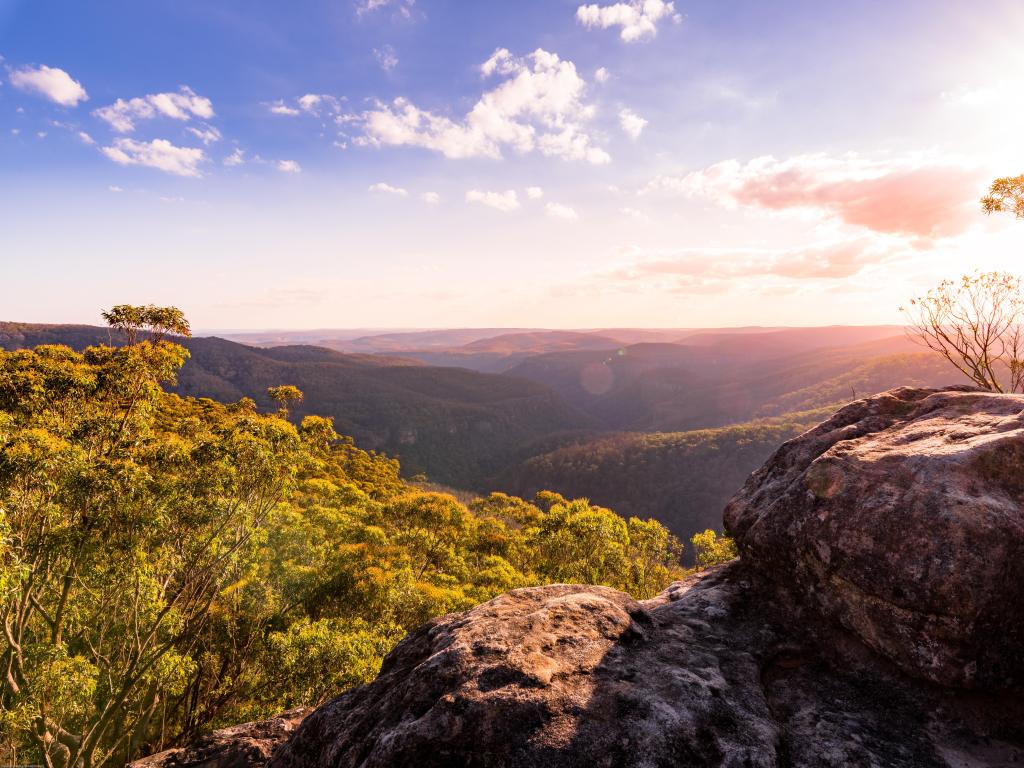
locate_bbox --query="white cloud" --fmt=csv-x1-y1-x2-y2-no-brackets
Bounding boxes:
297,94,321,112
576,0,681,42
619,108,648,139
621,206,651,222
375,45,399,71
223,148,245,166
466,189,520,212
357,0,415,17
108,185,123,193
9,64,88,106
187,125,221,144
78,131,95,145
594,67,610,83
420,191,441,204
546,202,579,220
269,101,301,116
357,48,610,164
94,86,213,132
369,182,409,196
277,159,302,173
526,186,544,199
269,94,344,117
101,138,206,177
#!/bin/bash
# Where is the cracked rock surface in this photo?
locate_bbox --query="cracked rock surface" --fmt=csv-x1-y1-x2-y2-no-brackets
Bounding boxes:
725,387,1024,689
269,564,1023,768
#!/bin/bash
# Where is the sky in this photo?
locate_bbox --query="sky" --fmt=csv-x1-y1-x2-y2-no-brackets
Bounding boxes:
2,0,1024,330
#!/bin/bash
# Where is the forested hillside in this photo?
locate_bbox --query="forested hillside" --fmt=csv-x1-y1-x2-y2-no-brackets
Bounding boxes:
0,323,684,767
499,408,833,542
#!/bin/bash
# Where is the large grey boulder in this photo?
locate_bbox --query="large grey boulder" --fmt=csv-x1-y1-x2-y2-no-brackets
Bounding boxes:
725,387,1024,688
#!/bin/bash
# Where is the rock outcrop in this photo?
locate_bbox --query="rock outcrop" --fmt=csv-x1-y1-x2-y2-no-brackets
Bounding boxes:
149,388,1024,767
270,565,1023,767
725,386,1024,688
129,709,309,768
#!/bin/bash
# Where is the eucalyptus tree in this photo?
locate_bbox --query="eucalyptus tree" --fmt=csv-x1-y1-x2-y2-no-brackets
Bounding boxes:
0,309,321,768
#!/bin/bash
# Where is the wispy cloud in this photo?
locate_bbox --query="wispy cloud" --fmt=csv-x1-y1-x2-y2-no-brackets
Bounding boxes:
187,125,221,145
356,0,415,18
369,182,408,196
600,238,909,293
545,202,579,220
268,94,345,117
269,101,300,116
374,45,399,71
276,159,301,173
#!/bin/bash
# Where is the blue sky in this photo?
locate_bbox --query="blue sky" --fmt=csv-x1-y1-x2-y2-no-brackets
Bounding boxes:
2,0,1023,329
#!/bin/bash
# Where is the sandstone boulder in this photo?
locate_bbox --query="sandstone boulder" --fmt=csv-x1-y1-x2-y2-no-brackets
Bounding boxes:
129,708,309,768
724,387,1024,688
268,567,1023,768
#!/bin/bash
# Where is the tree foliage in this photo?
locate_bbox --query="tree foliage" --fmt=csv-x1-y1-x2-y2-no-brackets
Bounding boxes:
902,272,1024,394
690,529,738,570
981,174,1024,219
0,311,685,765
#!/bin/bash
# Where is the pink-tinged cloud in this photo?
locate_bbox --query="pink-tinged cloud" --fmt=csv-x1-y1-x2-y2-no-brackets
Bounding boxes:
604,238,905,292
651,154,984,240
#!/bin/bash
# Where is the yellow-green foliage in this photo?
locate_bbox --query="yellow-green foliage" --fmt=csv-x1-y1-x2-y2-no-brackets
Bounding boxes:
0,334,685,766
690,529,739,570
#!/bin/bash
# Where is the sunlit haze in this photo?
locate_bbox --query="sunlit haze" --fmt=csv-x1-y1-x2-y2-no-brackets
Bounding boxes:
2,0,1023,329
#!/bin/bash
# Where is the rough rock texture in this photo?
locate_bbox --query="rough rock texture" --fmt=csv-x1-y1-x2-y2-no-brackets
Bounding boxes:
725,386,1024,688
129,709,309,768
269,567,1023,768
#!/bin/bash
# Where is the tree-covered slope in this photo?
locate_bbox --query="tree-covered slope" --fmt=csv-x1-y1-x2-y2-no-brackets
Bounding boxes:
497,408,835,542
0,324,594,488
